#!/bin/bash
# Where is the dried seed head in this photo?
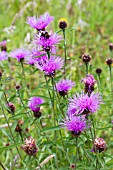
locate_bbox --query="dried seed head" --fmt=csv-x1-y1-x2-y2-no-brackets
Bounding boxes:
94,138,106,153
5,143,10,146
59,18,67,30
6,102,15,114
21,136,38,156
95,68,102,75
106,58,113,66
109,43,113,51
15,119,23,132
82,53,91,63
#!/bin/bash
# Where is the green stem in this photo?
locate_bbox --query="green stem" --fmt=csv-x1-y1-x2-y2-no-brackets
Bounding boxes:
63,29,67,74
85,63,88,74
0,101,22,160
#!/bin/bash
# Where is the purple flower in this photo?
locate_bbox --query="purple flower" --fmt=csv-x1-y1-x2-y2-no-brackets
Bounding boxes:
67,92,103,116
34,32,62,53
56,79,75,96
35,55,64,76
0,51,8,61
62,115,86,136
10,49,30,62
28,97,44,112
81,74,96,94
31,48,46,57
27,12,54,31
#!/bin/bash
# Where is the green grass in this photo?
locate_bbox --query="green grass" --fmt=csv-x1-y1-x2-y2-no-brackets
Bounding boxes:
1,0,113,169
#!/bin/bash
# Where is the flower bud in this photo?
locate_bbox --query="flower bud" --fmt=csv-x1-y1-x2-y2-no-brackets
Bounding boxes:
95,68,102,75
15,119,23,132
106,58,113,66
82,54,91,63
93,138,106,153
59,18,67,30
109,43,113,51
6,102,15,114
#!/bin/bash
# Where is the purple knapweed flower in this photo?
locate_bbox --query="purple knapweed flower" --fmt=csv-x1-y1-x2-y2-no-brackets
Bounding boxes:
82,74,96,94
0,40,7,51
27,12,54,31
67,92,103,116
28,97,44,118
35,55,64,76
0,51,8,61
34,32,62,54
31,48,46,58
10,49,30,62
56,79,75,96
62,115,86,136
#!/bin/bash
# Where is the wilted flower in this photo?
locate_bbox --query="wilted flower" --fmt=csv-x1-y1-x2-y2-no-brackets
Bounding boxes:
10,49,30,62
0,51,8,61
0,40,7,51
34,32,62,53
28,97,44,118
93,138,106,153
6,102,15,114
35,55,64,76
21,136,38,156
27,12,54,31
62,115,86,137
59,18,67,30
81,74,96,94
82,53,91,63
56,79,75,96
67,92,103,116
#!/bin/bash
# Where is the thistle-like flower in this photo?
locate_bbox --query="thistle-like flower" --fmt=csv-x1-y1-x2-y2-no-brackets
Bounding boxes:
28,97,44,118
27,12,54,31
58,18,67,30
81,74,96,94
56,79,75,96
10,49,30,62
35,55,64,76
0,51,8,61
34,32,62,53
21,136,38,156
67,92,103,116
62,115,86,137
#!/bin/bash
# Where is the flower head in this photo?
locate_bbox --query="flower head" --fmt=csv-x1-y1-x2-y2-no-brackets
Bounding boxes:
82,53,91,63
67,92,103,116
0,51,8,61
27,12,54,31
59,18,67,30
10,49,30,62
34,32,62,53
62,115,86,136
21,136,38,156
82,74,96,94
93,138,106,153
35,55,64,76
28,97,44,112
56,79,75,96
6,102,15,114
